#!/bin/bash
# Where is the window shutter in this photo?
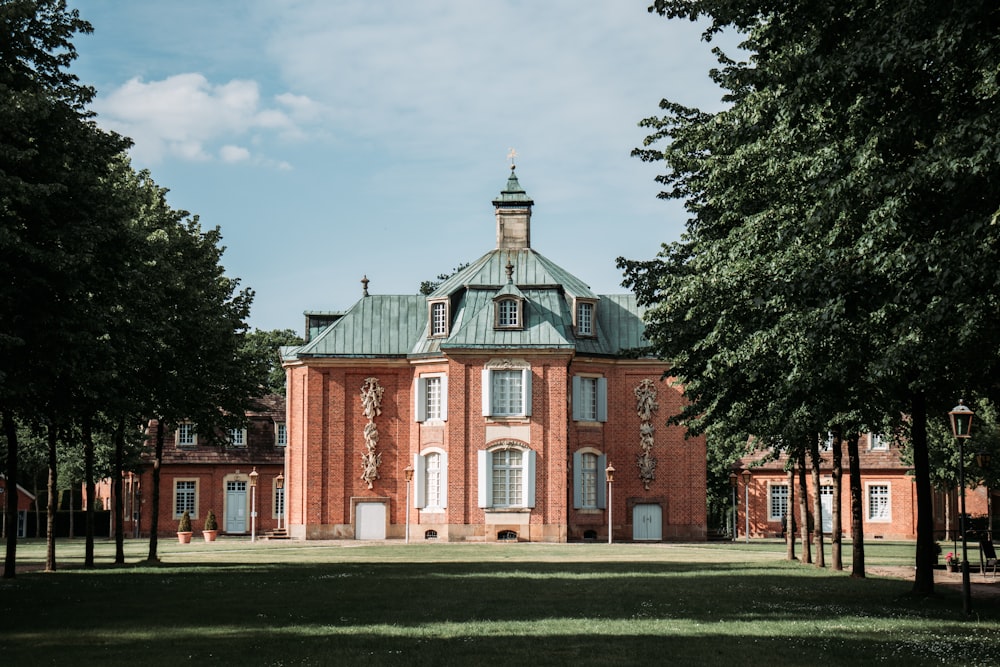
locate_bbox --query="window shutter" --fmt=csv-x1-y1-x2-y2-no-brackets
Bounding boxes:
477,450,490,507
413,453,426,508
440,453,448,508
415,377,427,422
571,376,582,421
597,454,607,508
481,370,491,416
523,368,532,417
596,378,608,422
525,449,536,508
572,450,583,508
440,375,448,421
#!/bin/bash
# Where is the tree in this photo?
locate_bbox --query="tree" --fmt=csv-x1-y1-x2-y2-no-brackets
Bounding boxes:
627,1,1000,595
242,329,303,396
419,263,471,296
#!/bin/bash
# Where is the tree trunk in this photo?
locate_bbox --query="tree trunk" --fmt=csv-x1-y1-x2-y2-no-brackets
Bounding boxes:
910,392,935,595
848,432,865,578
3,411,18,579
45,425,58,572
114,418,126,564
785,467,796,561
810,433,825,568
831,427,843,571
83,418,96,567
147,418,163,562
797,448,811,564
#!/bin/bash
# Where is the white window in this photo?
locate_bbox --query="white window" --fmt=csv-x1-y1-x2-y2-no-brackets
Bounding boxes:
174,480,196,518
768,484,789,521
482,362,532,418
572,376,607,422
414,450,448,510
273,483,285,518
497,298,519,327
869,433,888,450
228,428,246,447
415,375,448,422
576,301,595,336
275,423,287,447
477,445,536,509
430,301,448,336
868,484,891,521
176,422,196,447
573,450,607,509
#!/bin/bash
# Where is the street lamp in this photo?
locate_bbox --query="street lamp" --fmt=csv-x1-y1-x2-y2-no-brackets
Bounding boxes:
948,401,974,615
741,468,752,543
606,463,615,545
403,465,414,544
729,472,738,541
275,470,285,532
248,466,259,543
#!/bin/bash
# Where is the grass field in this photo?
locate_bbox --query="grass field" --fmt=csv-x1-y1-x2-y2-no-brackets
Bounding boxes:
2,538,998,666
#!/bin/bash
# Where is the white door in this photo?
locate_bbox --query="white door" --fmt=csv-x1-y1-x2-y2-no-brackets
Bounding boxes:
356,502,386,539
226,481,247,533
820,485,833,533
632,504,662,541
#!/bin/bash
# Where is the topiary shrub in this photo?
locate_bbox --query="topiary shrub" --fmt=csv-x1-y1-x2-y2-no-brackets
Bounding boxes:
204,510,218,531
177,510,192,533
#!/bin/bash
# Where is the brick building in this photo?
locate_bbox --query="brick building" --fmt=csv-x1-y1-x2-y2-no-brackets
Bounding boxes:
127,395,286,538
280,166,707,542
732,434,992,541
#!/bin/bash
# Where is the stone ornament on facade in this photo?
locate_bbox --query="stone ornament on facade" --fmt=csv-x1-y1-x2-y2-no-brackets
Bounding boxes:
634,379,659,490
360,377,384,489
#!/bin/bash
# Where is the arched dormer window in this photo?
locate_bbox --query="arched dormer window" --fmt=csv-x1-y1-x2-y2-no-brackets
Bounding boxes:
496,297,520,328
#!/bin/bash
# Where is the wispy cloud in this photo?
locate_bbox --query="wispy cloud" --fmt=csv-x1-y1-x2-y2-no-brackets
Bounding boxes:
94,73,320,166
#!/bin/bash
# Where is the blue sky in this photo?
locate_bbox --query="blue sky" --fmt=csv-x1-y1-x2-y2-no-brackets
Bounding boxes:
68,1,736,333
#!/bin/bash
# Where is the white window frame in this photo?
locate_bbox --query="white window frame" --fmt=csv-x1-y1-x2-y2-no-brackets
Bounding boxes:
482,361,532,418
429,300,449,337
869,433,888,451
495,297,521,329
275,422,287,447
413,448,448,511
572,376,607,422
176,422,197,447
173,479,197,519
415,374,448,422
273,479,285,518
572,449,607,509
768,483,789,521
575,300,597,337
477,443,536,509
228,427,247,448
867,483,891,522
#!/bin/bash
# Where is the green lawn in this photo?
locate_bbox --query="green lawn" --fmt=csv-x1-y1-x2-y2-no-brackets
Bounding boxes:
2,538,997,666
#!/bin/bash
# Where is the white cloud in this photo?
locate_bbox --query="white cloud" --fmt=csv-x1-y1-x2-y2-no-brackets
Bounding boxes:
93,73,320,166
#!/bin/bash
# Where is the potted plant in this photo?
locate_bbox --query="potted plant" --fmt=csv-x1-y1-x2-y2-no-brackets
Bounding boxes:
203,509,219,542
177,510,193,544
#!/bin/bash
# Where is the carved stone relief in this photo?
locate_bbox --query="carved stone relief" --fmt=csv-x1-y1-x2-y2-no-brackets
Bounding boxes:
360,377,384,489
634,379,659,490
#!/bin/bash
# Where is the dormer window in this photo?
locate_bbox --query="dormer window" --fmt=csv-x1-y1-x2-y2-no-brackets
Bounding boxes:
575,300,597,337
495,297,522,329
429,300,449,337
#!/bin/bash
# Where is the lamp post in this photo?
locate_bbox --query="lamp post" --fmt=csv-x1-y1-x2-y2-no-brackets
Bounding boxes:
948,401,974,616
404,465,414,544
275,470,285,532
606,463,615,545
741,469,752,543
249,467,259,543
729,472,738,541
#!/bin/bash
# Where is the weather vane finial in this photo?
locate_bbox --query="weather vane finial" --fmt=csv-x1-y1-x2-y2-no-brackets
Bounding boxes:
507,147,518,169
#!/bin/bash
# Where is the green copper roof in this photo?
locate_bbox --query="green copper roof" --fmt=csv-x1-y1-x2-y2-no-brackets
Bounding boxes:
492,167,534,206
428,249,596,300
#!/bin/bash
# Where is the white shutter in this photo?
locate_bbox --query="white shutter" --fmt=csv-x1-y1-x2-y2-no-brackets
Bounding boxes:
415,377,427,422
440,452,448,508
413,453,425,508
440,375,448,421
481,369,491,416
477,450,490,507
572,450,583,508
597,454,607,508
571,376,582,421
525,449,536,508
596,377,608,422
523,367,532,417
